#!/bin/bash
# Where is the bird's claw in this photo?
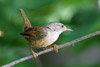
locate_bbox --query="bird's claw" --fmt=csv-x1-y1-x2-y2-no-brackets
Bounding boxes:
32,52,38,58
53,44,58,53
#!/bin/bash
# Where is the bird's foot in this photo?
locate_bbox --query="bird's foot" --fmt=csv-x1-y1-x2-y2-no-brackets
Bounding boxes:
30,48,38,58
32,52,38,58
53,44,58,53
42,44,58,53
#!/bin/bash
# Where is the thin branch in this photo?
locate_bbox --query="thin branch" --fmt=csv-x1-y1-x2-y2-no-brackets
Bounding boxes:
1,31,100,67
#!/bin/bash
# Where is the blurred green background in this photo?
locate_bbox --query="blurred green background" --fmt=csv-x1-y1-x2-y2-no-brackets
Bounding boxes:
0,0,100,67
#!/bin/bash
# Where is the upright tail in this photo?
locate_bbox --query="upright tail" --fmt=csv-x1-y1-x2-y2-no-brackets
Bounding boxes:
20,9,32,31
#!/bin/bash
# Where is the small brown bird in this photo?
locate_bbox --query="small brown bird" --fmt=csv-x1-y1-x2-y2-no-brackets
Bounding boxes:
20,9,72,58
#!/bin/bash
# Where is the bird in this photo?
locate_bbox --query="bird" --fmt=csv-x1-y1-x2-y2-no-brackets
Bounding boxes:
20,9,72,58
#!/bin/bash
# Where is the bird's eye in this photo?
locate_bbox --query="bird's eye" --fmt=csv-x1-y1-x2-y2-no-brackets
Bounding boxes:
61,25,64,28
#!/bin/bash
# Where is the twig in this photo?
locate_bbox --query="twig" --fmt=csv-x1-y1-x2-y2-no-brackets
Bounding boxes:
1,31,100,67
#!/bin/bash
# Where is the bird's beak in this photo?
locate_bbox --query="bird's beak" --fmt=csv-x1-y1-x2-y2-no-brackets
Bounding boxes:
64,26,72,31
66,28,72,31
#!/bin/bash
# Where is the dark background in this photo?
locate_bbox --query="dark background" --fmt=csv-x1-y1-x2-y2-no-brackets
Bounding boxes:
0,0,100,67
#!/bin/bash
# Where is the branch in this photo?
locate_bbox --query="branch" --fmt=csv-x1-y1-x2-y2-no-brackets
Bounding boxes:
1,31,100,67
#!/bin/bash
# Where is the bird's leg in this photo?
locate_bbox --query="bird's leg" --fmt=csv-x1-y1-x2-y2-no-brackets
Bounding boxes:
29,45,38,58
43,44,58,53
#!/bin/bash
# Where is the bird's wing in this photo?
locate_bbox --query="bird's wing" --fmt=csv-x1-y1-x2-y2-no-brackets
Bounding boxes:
20,26,47,40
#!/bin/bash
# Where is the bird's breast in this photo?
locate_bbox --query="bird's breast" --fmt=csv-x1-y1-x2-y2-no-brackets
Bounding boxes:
44,31,59,46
